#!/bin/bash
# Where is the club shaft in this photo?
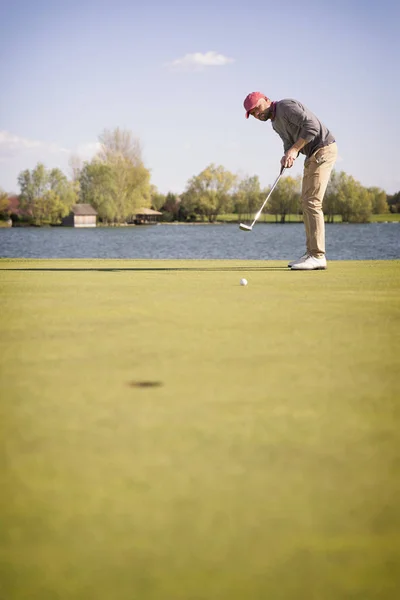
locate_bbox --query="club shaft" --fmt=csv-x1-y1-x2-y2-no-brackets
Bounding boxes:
250,168,285,227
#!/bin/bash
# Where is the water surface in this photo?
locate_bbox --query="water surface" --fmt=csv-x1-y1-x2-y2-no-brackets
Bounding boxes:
0,223,399,260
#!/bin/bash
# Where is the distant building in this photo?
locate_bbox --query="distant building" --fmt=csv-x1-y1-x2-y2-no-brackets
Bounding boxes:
134,207,162,225
7,195,32,225
7,195,20,215
62,204,97,227
8,195,28,218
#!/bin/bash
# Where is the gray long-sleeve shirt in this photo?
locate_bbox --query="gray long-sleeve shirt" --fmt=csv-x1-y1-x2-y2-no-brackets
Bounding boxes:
271,99,335,158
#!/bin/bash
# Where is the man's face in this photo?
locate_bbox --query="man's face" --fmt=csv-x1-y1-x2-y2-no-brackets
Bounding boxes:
249,99,271,121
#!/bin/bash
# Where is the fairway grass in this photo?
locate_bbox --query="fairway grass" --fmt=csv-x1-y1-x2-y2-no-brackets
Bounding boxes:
1,259,400,600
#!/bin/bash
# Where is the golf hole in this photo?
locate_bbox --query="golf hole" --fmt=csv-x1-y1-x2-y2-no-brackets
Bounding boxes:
128,381,163,388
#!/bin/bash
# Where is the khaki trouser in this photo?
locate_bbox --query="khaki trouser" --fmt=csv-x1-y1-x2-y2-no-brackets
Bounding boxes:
301,142,338,258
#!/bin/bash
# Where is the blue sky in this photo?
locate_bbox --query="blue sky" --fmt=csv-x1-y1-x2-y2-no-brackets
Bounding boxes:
1,0,399,195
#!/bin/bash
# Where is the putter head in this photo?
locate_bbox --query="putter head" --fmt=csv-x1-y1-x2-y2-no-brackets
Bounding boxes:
239,223,253,231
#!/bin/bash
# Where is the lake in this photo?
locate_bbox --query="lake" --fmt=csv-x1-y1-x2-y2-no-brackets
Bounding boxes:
0,223,399,260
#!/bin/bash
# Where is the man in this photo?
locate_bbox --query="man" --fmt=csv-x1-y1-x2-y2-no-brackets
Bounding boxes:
243,92,337,270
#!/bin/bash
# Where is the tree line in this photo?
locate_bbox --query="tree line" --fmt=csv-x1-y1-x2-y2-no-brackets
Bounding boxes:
153,165,396,224
1,127,399,225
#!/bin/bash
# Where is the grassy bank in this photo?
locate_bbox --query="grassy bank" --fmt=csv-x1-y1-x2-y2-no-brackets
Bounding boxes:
216,213,400,223
1,259,400,599
369,213,400,222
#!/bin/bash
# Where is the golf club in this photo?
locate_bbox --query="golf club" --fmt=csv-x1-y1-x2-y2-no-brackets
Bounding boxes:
239,166,286,231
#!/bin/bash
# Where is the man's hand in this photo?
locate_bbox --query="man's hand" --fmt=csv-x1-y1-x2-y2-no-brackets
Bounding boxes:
280,148,298,169
280,138,308,168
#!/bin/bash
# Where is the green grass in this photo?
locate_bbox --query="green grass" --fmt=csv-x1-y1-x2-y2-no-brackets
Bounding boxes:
216,213,307,223
1,259,400,600
369,213,400,222
216,213,400,223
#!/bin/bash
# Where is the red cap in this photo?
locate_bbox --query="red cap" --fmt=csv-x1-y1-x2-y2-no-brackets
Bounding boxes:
243,91,267,118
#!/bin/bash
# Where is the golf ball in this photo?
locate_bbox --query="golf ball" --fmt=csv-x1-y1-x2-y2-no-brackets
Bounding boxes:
240,278,248,286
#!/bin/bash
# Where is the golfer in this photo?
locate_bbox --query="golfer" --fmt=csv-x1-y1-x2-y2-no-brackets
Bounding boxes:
243,92,337,270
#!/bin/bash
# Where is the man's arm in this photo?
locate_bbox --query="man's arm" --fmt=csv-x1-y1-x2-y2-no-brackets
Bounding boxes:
290,137,308,153
280,100,318,168
281,138,307,168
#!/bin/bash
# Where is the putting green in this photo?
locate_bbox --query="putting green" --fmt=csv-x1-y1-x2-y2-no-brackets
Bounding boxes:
1,259,400,599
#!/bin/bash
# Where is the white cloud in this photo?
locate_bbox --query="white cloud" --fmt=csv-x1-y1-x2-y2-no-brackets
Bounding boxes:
168,51,234,71
0,131,103,166
74,142,102,160
0,132,104,192
0,130,69,161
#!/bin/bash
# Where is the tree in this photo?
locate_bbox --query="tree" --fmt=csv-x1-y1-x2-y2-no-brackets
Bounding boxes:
181,164,236,222
79,161,118,223
161,192,180,221
18,163,47,212
49,168,78,208
112,156,151,222
324,169,340,223
368,187,388,214
266,175,301,223
350,187,373,223
387,191,400,213
334,172,372,223
98,127,143,166
18,163,77,225
69,153,83,183
0,189,9,219
79,128,151,223
234,175,261,221
150,185,166,211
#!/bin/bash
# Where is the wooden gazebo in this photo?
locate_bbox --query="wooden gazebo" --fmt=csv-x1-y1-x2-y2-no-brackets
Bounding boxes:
134,208,162,225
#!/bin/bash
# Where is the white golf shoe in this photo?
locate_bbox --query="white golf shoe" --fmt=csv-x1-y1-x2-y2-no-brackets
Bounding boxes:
291,255,327,270
288,253,309,268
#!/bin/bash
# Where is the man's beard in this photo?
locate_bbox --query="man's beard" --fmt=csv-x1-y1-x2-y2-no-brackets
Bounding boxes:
258,109,271,121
